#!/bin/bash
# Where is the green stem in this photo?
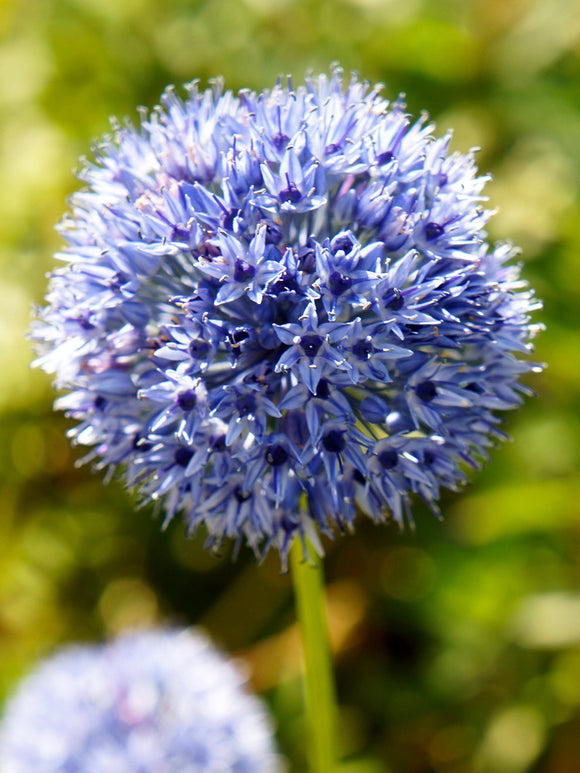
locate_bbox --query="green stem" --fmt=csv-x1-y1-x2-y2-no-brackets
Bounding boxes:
290,538,338,773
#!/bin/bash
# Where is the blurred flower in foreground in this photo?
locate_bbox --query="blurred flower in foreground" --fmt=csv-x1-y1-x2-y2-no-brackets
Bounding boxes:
32,67,543,565
0,629,281,773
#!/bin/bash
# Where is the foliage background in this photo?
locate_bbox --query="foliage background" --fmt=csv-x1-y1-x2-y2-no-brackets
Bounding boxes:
1,0,579,770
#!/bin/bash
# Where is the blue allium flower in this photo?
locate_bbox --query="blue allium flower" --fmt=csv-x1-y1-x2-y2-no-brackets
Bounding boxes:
32,67,543,565
0,629,281,773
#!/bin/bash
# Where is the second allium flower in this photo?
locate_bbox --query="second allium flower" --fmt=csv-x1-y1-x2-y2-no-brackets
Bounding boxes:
0,629,281,772
33,68,542,563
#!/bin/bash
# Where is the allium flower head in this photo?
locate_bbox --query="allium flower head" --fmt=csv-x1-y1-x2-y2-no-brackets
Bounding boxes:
33,67,543,565
0,629,281,773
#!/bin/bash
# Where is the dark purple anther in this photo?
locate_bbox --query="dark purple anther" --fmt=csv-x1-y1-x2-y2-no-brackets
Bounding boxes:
353,338,373,360
280,182,302,204
171,225,190,241
325,143,341,155
132,434,152,452
229,328,250,345
297,245,316,274
111,271,129,289
272,133,290,151
189,339,210,359
424,450,436,466
222,208,241,232
177,390,197,411
234,259,256,283
234,485,252,502
300,334,323,358
328,271,352,296
265,444,289,466
378,449,398,469
271,272,299,295
322,428,346,453
383,287,405,310
198,241,221,260
265,222,283,245
465,381,485,394
210,434,226,452
425,222,444,241
94,396,107,411
76,315,94,331
330,233,355,255
236,392,257,415
174,447,194,467
377,150,394,165
416,380,437,402
315,379,331,399
280,513,297,533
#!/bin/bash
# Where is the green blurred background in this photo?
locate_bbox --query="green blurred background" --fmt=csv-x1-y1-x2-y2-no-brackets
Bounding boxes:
1,0,579,770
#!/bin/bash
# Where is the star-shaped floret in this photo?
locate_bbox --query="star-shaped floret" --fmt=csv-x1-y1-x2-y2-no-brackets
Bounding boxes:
273,301,351,393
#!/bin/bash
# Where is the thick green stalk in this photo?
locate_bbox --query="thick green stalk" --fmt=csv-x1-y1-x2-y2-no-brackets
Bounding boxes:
290,538,338,773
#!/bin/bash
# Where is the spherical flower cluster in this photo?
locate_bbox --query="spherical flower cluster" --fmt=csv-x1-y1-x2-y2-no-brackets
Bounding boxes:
0,629,281,773
33,67,542,564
